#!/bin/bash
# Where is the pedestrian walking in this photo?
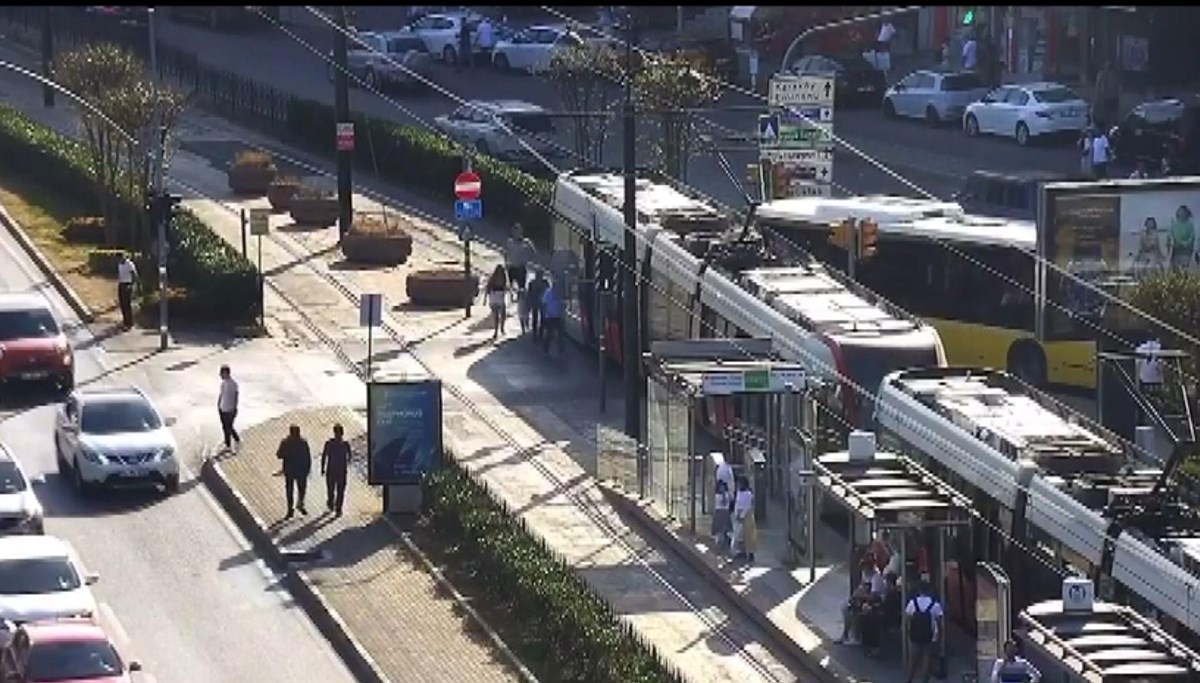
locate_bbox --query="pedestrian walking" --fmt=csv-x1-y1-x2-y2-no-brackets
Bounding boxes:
990,639,1041,683
731,476,757,562
321,423,352,517
116,252,139,329
457,20,473,69
961,32,978,71
475,16,495,62
711,479,732,552
217,365,241,452
541,276,565,355
277,424,312,518
903,580,944,683
1078,127,1095,177
1089,128,1112,179
483,265,508,341
527,268,549,340
504,223,535,302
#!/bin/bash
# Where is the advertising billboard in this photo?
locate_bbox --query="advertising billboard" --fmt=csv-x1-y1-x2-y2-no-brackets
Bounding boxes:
367,380,444,485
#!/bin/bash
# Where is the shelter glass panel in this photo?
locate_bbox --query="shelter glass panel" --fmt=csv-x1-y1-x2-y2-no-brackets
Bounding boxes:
647,377,671,517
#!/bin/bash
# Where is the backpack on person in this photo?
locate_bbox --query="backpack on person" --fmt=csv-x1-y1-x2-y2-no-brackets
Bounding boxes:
908,597,935,644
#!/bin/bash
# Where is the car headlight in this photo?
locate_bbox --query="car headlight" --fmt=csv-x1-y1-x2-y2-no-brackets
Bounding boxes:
80,449,102,464
156,447,175,461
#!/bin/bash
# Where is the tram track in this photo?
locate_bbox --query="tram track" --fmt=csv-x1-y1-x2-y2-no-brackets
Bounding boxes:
165,117,817,682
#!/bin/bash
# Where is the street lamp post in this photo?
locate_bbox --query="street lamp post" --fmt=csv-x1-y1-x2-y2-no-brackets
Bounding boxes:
779,6,923,76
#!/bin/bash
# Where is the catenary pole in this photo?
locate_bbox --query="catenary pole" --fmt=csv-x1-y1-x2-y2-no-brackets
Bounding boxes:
621,8,640,440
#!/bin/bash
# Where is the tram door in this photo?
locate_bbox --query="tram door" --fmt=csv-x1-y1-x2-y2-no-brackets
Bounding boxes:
974,563,1011,683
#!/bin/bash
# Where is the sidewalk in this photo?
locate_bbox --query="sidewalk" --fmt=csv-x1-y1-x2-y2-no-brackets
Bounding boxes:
0,43,807,683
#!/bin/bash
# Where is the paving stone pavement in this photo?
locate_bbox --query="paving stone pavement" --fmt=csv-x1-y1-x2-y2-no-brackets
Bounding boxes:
213,406,525,683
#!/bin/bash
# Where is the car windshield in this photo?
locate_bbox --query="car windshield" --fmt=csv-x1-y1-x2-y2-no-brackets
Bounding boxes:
80,399,162,435
0,308,60,342
942,73,983,91
0,557,81,594
0,461,28,495
27,641,123,681
1033,87,1080,103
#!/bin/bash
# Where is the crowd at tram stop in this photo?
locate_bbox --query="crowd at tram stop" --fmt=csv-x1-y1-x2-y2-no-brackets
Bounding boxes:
710,456,759,563
482,223,569,354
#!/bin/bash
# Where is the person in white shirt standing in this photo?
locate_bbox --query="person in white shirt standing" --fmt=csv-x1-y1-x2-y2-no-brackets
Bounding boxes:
961,33,978,71
116,252,139,329
475,16,495,60
903,580,944,683
875,20,895,75
1088,129,1111,179
218,364,241,452
731,477,757,562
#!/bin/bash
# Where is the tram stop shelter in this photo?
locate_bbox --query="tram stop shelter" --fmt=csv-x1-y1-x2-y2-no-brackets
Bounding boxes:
641,338,818,547
810,442,972,668
1019,595,1200,683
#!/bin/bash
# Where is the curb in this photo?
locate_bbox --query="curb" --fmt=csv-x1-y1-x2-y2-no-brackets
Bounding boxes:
199,456,387,683
0,203,96,324
599,485,844,683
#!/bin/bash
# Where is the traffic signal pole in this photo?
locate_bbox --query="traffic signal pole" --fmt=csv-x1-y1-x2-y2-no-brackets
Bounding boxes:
847,220,858,281
621,12,640,441
333,6,353,238
148,7,170,351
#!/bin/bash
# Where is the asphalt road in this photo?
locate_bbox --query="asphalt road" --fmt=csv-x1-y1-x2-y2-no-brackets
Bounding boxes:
0,229,354,682
151,11,1084,205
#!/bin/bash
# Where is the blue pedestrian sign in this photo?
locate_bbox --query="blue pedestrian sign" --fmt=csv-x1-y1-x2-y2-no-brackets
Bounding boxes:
454,199,482,221
758,115,779,143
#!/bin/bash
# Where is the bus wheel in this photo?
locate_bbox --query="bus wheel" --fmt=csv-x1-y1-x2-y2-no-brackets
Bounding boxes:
1007,343,1047,387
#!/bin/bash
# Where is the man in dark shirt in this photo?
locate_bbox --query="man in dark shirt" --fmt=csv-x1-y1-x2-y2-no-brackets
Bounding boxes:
526,268,549,340
321,423,352,517
276,424,312,518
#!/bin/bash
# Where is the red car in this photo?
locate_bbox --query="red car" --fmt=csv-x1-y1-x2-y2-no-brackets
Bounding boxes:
0,619,142,682
0,294,74,394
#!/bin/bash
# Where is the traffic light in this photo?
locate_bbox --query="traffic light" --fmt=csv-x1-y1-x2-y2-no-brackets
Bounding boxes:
151,192,182,226
829,219,854,251
962,8,976,25
858,219,878,259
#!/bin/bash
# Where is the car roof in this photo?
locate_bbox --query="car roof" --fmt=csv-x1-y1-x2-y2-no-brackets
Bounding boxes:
74,386,150,405
464,99,547,113
0,292,52,313
0,535,72,561
967,169,1078,184
22,620,109,644
521,23,567,33
1018,81,1073,92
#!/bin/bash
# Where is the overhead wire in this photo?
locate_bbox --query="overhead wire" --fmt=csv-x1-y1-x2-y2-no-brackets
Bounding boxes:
259,8,1200,620
536,4,1200,355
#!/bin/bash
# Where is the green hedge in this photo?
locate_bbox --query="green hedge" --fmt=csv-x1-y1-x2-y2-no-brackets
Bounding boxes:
0,104,261,324
425,461,684,683
279,99,556,247
63,216,107,245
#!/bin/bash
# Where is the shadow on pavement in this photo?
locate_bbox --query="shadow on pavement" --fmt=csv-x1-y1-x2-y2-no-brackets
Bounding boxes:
34,471,196,519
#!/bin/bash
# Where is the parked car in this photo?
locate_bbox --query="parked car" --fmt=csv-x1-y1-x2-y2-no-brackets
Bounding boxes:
791,53,887,107
963,82,1088,146
83,6,148,26
1109,96,1200,174
433,100,565,168
882,69,990,126
0,536,98,625
165,6,277,30
491,24,606,73
328,31,434,91
1,619,140,682
953,170,1080,221
54,387,180,495
0,293,74,395
403,11,483,64
0,444,44,536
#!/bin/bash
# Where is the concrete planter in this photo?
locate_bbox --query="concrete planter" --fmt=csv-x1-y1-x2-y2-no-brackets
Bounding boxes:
340,230,414,266
289,196,340,227
407,269,479,308
267,183,300,212
227,164,278,195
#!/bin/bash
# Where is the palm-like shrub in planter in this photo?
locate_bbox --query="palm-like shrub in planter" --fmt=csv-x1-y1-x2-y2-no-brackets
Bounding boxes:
407,268,479,308
267,176,302,212
227,149,278,195
340,213,413,266
288,183,339,227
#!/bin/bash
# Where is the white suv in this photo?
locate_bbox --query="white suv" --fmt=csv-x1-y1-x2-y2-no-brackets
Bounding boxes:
53,387,180,495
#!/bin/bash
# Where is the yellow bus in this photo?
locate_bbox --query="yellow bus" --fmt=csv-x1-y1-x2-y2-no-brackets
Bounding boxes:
753,195,1100,390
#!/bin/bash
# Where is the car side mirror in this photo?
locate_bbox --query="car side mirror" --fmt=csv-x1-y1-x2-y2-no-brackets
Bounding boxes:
894,83,906,91
128,661,142,672
84,573,99,585
30,475,45,486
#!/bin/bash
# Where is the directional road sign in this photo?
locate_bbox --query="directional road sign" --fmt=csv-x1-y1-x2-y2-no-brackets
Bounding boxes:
758,115,779,144
454,199,483,221
359,293,383,328
769,75,836,108
454,171,482,200
763,72,837,200
248,207,271,236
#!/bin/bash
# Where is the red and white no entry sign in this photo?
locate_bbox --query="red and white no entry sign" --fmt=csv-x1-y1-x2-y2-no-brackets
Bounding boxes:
336,122,354,151
454,171,482,200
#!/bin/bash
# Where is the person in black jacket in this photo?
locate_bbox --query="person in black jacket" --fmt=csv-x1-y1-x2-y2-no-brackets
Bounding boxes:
277,424,312,518
321,424,352,517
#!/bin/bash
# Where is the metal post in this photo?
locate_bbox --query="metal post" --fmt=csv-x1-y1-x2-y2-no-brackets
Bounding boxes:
621,10,640,441
598,290,607,414
366,324,374,381
40,6,54,107
333,6,353,238
463,230,472,319
147,8,170,351
676,6,684,32
257,235,264,330
240,208,248,258
847,219,858,281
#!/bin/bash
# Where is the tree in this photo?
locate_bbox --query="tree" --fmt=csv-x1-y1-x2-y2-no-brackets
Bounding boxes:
545,44,621,167
57,43,185,249
1130,270,1200,375
632,52,722,182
